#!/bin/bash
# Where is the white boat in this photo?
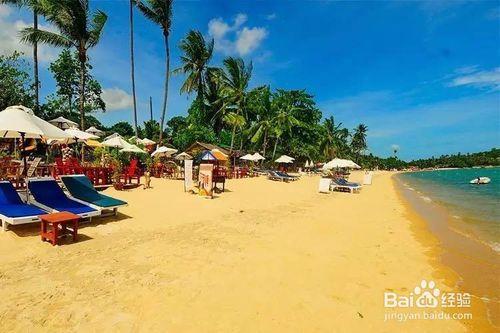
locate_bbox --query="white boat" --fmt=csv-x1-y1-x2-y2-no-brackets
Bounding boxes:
469,177,491,184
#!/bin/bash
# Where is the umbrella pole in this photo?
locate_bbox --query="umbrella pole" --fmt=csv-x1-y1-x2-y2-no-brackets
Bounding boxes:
20,132,27,176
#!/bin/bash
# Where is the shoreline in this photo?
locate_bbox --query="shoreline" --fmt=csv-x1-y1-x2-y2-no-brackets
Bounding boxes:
393,174,500,331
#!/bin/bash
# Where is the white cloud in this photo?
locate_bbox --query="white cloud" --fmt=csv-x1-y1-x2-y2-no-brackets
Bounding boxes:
449,67,500,90
207,13,268,56
266,13,277,20
235,27,268,56
0,4,58,62
102,88,133,111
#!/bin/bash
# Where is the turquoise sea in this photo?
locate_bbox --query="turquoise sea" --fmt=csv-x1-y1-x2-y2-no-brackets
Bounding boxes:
399,167,500,252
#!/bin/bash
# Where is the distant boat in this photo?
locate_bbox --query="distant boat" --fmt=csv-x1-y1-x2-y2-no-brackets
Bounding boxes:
470,177,491,184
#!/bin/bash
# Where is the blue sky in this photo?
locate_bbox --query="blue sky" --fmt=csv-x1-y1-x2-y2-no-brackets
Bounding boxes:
0,1,499,160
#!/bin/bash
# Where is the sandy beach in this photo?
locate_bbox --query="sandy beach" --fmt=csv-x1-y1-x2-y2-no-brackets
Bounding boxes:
0,172,490,332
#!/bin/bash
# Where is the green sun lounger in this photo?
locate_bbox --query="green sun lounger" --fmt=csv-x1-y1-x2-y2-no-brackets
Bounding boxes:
60,175,127,216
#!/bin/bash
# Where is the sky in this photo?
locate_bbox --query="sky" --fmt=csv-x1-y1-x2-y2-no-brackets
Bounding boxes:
0,0,499,160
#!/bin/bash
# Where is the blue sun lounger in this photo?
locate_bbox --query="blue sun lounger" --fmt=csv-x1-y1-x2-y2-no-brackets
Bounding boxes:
331,178,362,193
0,181,47,231
27,178,100,220
60,175,127,216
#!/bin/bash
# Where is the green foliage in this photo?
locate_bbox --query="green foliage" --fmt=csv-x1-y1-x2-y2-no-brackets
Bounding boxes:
408,149,500,169
47,49,105,116
0,51,35,112
108,122,134,137
172,124,216,151
143,120,161,141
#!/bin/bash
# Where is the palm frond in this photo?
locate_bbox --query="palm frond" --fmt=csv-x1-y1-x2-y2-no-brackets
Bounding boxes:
135,0,162,25
88,10,107,47
20,27,73,47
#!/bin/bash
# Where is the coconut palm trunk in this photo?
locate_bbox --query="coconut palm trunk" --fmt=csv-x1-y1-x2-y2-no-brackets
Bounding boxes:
272,137,280,160
130,0,138,136
33,8,39,113
158,33,170,144
78,50,86,129
262,129,268,157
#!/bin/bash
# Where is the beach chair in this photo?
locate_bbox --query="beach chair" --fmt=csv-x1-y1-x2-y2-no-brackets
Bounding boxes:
27,177,100,220
0,181,46,231
60,175,127,216
331,178,362,193
120,159,141,184
276,171,299,181
268,171,291,182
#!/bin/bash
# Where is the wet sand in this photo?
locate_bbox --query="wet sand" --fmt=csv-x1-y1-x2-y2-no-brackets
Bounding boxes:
396,176,500,331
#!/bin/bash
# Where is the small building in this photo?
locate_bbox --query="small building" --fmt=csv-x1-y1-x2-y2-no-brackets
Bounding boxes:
185,141,230,157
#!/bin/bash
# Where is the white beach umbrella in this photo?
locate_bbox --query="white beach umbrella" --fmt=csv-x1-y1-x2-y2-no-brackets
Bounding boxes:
85,126,104,137
102,135,132,149
323,158,359,170
0,106,72,139
49,116,78,129
0,105,71,172
65,126,99,142
240,153,255,161
275,155,295,163
252,152,265,161
104,132,121,141
120,144,147,154
305,160,310,168
345,160,361,169
151,146,178,157
175,152,193,160
140,138,156,146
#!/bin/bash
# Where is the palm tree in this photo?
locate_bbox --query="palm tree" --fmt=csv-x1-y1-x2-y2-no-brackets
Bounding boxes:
351,123,368,158
174,30,214,114
1,0,40,113
320,116,346,159
135,0,173,144
271,103,301,160
250,86,274,157
130,0,138,136
218,57,252,152
20,0,107,129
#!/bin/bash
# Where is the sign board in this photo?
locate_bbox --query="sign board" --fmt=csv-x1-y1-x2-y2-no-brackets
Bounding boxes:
184,159,193,192
318,178,331,193
199,163,214,198
363,171,373,185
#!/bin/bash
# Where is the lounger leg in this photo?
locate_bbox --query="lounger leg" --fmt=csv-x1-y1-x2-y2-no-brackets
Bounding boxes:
114,208,117,216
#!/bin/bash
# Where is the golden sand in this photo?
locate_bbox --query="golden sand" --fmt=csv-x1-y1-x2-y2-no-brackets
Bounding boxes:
0,172,484,332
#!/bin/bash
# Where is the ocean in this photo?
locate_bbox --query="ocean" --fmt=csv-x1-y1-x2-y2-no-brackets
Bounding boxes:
398,167,500,252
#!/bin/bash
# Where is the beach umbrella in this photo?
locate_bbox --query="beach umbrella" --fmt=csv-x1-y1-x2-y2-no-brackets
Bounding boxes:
305,160,310,168
102,135,132,149
322,158,359,170
85,139,102,148
151,146,178,157
120,144,147,154
65,126,99,142
175,152,192,160
140,138,156,146
104,132,121,141
49,116,78,129
252,152,265,161
275,155,295,163
0,105,71,173
85,126,104,137
240,153,254,161
346,160,361,169
211,149,228,161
